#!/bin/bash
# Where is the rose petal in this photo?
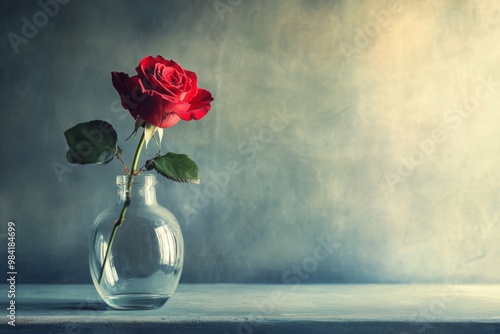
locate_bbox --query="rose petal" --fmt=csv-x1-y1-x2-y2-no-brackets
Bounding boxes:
136,55,181,78
159,113,181,129
111,71,141,119
137,90,189,128
156,65,177,86
139,64,182,98
152,64,185,96
176,88,213,121
184,70,199,101
138,76,191,106
135,55,156,77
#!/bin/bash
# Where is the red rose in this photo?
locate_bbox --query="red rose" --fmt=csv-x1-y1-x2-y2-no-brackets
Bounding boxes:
112,55,213,129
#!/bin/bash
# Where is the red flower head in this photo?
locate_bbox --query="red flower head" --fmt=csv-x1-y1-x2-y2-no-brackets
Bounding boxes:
112,55,213,132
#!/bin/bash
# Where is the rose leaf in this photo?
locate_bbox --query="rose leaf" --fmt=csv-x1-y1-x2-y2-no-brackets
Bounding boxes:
64,120,120,165
147,152,200,184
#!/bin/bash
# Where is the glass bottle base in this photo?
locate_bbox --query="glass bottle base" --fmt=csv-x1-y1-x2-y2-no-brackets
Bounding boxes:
103,293,170,310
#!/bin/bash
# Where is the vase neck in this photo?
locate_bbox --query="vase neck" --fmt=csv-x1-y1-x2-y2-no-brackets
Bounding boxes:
116,174,158,206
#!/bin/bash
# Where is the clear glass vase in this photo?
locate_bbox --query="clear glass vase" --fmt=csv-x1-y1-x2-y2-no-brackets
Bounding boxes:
89,174,184,310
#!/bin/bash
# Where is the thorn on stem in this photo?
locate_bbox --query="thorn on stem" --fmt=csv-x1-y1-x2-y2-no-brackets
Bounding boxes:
114,218,124,225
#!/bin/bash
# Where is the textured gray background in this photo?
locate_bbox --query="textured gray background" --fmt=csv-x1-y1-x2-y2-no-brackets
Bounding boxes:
1,0,500,283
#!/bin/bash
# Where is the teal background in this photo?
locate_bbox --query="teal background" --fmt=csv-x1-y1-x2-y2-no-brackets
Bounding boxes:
1,0,500,283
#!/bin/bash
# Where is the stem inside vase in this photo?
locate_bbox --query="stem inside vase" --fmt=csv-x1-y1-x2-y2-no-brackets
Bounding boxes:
97,130,146,284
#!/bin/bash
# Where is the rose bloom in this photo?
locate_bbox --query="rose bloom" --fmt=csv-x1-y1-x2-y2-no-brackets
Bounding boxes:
112,55,213,129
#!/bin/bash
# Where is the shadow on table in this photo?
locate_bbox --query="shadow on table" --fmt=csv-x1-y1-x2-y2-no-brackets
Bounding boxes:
21,301,111,311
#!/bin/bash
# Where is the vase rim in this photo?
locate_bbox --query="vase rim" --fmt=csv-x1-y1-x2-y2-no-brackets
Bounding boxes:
116,173,157,186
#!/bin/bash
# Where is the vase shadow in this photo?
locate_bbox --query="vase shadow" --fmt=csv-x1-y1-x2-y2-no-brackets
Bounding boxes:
21,301,111,311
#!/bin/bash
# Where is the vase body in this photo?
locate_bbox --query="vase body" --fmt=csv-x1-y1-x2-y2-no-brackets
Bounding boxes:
89,174,183,310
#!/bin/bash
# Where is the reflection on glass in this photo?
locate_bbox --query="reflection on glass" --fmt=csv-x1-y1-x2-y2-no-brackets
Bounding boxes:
155,226,176,266
98,234,118,287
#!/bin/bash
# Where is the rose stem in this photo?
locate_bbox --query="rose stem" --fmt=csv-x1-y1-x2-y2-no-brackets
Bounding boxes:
98,130,146,285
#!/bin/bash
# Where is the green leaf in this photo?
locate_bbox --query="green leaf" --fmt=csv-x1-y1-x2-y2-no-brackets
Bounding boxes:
147,152,200,184
64,120,120,165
